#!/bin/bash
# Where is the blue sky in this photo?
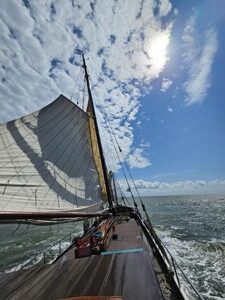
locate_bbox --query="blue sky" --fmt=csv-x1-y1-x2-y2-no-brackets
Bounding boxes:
118,0,225,194
0,0,224,195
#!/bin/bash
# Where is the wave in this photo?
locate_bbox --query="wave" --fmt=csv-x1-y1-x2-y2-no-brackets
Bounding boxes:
4,240,71,273
156,228,225,300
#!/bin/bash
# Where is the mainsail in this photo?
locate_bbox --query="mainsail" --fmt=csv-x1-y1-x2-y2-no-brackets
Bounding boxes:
0,94,106,214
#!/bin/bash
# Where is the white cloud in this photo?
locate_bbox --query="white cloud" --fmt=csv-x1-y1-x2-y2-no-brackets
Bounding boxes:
167,106,173,112
127,148,151,169
118,178,225,196
0,0,174,171
158,0,172,17
161,78,172,92
139,142,150,148
136,120,142,129
182,11,218,105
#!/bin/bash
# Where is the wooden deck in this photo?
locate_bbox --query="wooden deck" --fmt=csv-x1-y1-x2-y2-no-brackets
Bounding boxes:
108,219,143,251
0,219,163,300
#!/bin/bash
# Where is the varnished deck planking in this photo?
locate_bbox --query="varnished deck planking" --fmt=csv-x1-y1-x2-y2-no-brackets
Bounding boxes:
0,253,162,300
107,219,143,251
0,220,163,300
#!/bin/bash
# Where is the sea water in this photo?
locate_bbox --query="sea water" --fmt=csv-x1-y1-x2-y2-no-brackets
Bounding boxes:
141,194,225,300
0,221,82,272
0,194,224,299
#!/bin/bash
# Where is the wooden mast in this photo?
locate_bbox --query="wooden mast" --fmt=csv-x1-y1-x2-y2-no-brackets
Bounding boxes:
82,53,113,208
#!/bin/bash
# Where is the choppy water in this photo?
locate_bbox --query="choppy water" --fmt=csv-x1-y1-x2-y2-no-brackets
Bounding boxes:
141,194,225,300
0,194,224,299
0,221,82,272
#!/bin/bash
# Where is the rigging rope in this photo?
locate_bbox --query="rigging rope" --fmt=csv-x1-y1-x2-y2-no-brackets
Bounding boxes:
70,65,82,102
82,78,86,110
88,77,139,209
114,177,132,207
87,74,153,223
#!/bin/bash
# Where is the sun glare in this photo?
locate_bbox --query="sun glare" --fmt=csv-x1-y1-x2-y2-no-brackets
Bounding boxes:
148,34,169,70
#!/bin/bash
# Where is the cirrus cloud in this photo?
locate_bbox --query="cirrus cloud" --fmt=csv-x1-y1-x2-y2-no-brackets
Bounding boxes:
182,11,218,105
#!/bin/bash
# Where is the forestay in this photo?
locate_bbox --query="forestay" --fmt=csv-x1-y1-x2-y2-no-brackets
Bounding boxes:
0,95,104,213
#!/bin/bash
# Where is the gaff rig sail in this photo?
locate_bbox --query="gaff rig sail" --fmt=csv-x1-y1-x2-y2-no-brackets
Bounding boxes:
0,55,113,224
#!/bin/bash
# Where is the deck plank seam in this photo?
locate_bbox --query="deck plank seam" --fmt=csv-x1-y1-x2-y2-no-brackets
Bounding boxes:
81,255,104,296
116,254,127,296
98,253,116,295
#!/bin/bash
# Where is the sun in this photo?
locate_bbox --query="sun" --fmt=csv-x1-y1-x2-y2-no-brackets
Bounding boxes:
148,34,169,70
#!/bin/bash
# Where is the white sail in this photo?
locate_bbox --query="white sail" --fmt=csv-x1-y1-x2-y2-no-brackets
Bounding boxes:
0,95,104,212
